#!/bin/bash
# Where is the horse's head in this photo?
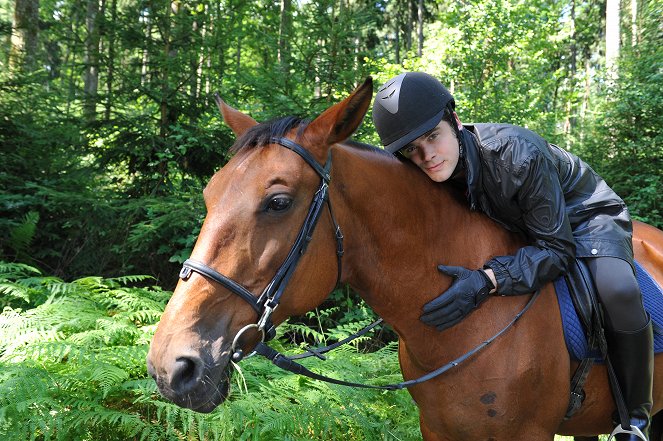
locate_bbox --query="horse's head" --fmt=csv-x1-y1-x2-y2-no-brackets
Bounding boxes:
146,79,373,412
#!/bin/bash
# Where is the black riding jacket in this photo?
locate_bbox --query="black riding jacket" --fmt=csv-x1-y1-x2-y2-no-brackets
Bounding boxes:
459,123,634,296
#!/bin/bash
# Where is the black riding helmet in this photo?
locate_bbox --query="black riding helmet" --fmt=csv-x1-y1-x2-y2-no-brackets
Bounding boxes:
373,72,456,154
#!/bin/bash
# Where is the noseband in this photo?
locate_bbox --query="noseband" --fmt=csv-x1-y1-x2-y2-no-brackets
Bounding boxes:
178,137,344,361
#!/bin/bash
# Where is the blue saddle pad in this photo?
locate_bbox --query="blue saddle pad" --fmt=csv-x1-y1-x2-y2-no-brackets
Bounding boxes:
555,260,663,362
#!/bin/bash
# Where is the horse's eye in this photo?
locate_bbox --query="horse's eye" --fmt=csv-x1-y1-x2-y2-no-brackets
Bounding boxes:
266,196,292,212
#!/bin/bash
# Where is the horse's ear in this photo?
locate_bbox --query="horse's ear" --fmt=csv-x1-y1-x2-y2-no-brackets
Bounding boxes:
306,77,373,147
214,93,258,137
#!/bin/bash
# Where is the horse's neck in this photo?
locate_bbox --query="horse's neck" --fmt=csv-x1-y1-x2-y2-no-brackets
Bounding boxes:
332,145,519,341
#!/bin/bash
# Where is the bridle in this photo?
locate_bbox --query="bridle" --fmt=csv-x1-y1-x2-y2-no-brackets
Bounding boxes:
178,137,344,362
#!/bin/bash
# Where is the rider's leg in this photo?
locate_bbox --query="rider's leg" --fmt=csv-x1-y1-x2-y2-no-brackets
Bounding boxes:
586,256,653,441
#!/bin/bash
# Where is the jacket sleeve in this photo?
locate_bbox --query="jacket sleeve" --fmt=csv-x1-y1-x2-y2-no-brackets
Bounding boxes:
484,149,577,295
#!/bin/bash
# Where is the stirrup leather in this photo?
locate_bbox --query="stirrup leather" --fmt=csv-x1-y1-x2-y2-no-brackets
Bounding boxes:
607,423,647,441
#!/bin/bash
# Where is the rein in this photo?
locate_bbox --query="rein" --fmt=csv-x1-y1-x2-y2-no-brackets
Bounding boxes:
254,290,539,390
178,136,541,390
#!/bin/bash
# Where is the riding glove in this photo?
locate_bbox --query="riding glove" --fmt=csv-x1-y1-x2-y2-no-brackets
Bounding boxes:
420,265,495,331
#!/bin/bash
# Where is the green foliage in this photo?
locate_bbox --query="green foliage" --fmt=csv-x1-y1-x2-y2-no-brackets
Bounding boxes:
0,262,419,440
416,0,565,133
1,0,661,280
7,211,39,260
570,1,663,228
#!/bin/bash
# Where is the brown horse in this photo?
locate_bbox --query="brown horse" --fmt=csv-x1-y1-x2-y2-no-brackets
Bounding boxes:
147,78,663,440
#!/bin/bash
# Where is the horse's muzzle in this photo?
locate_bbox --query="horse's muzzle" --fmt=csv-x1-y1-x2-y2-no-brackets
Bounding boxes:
147,352,232,412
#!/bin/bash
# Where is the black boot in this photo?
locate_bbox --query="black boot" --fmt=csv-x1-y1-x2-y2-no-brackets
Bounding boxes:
607,318,654,441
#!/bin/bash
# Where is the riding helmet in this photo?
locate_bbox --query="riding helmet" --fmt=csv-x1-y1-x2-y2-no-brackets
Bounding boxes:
372,72,455,154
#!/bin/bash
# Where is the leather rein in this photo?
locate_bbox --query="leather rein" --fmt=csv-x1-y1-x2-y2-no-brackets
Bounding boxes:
178,136,540,390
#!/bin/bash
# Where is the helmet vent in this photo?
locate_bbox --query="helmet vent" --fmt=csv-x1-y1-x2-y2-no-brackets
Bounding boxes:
375,73,406,115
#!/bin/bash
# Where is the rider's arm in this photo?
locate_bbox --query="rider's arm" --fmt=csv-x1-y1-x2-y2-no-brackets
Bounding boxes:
483,149,576,296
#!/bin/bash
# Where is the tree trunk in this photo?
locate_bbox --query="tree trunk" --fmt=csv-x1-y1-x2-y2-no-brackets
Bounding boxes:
214,0,224,86
605,0,620,77
197,5,209,101
394,12,400,64
141,8,151,87
236,34,241,76
417,0,423,57
565,0,577,134
9,0,40,73
631,0,638,46
65,11,79,115
570,0,577,75
405,0,412,51
326,0,342,99
278,0,291,75
582,57,591,118
84,0,102,123
190,12,200,103
160,1,174,138
105,0,117,121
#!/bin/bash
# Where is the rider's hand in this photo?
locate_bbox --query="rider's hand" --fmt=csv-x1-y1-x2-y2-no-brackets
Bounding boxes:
420,265,495,331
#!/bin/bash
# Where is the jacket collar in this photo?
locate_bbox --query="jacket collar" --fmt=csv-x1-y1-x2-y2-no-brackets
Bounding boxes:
458,125,482,211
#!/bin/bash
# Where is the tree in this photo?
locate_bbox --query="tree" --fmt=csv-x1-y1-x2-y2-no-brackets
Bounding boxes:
278,0,291,75
9,0,39,73
83,0,102,122
605,0,620,76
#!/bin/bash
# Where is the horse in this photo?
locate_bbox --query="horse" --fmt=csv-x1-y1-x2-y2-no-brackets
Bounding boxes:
146,78,663,440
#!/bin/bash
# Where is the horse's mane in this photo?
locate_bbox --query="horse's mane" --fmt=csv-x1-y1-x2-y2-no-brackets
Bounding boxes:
229,116,309,154
228,115,394,160
340,139,393,158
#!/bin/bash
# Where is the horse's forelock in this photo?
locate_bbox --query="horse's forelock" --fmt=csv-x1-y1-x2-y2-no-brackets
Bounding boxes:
229,116,310,154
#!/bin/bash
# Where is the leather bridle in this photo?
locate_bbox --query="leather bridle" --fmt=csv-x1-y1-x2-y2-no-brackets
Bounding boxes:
178,137,344,362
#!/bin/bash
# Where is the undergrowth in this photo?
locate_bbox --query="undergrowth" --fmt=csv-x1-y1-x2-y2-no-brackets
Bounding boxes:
0,261,419,440
0,262,610,440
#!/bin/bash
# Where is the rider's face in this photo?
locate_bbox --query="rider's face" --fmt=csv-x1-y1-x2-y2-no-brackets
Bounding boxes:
398,119,460,182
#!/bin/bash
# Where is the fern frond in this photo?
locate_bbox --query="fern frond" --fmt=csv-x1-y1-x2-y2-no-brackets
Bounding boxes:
0,262,41,277
107,274,155,285
89,363,130,398
8,211,39,256
0,282,30,302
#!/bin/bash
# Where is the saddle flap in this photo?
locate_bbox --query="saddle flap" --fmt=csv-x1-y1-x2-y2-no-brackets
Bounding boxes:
564,259,599,337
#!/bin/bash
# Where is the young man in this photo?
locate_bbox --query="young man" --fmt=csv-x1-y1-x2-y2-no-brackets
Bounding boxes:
372,71,653,441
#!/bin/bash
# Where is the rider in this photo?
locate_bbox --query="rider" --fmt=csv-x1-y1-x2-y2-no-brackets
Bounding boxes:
372,71,653,441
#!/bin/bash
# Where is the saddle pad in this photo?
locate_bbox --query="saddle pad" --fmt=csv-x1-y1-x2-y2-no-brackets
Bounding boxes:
554,260,663,362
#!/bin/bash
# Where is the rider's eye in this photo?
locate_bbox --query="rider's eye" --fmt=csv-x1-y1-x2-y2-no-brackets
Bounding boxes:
266,196,292,212
399,145,417,158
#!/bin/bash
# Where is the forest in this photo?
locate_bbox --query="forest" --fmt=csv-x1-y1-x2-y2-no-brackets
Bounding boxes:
1,0,661,439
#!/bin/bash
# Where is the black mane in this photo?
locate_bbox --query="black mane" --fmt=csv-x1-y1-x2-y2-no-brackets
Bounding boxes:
341,139,392,157
229,116,309,154
228,115,393,159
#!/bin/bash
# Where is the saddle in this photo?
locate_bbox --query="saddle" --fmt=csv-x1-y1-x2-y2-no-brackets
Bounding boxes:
556,259,663,418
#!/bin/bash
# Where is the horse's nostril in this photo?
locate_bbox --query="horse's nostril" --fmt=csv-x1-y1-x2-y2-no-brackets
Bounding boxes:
170,357,202,393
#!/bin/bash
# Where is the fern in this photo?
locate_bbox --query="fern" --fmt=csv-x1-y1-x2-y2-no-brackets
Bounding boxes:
8,211,39,259
0,262,42,277
0,260,421,441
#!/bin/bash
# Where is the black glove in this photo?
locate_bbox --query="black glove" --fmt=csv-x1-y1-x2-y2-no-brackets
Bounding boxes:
420,265,494,331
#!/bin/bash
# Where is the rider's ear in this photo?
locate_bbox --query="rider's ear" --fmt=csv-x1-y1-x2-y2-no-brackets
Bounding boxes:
305,77,373,148
214,94,258,137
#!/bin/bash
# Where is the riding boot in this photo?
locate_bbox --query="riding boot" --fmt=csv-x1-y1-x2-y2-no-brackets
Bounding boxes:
606,317,654,441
